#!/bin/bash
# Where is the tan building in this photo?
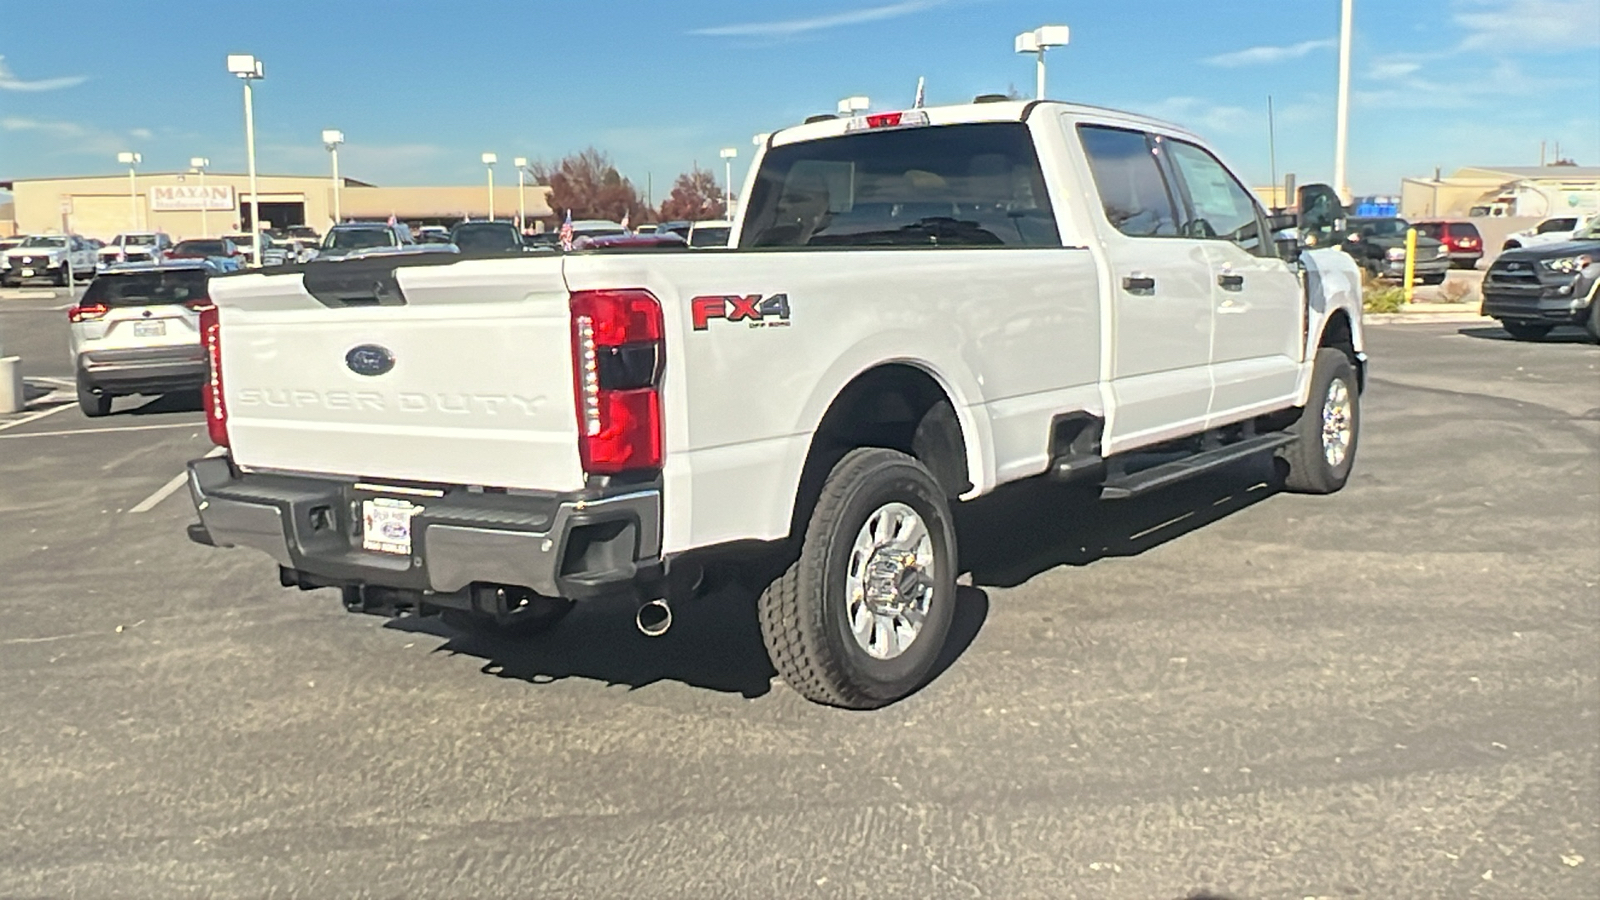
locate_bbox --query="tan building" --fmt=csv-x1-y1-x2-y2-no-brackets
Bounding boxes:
1400,165,1600,219
1,172,553,240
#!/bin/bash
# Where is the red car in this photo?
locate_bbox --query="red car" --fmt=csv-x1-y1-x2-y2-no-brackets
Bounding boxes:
1413,221,1483,269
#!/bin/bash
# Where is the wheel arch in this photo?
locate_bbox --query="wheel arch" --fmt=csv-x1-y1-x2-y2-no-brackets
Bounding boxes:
787,359,986,543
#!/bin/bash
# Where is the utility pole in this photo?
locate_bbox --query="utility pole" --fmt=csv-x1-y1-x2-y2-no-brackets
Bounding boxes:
1333,0,1354,203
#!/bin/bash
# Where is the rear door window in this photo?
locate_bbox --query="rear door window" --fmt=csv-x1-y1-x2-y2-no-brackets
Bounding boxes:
82,270,209,307
1076,125,1181,238
1537,218,1577,233
741,122,1059,249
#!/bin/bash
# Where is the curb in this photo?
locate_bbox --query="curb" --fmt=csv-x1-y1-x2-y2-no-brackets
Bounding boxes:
1366,313,1493,325
0,289,59,300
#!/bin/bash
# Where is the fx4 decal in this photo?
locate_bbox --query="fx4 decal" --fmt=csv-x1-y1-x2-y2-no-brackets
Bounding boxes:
691,293,792,331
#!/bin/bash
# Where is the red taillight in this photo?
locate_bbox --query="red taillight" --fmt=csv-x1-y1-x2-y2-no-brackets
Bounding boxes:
866,112,904,128
199,305,229,447
67,302,108,323
569,289,664,475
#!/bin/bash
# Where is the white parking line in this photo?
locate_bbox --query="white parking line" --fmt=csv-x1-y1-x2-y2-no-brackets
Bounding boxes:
0,421,203,440
128,446,225,514
0,402,73,433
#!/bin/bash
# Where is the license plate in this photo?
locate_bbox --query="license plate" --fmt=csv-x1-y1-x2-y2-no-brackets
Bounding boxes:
362,498,420,555
133,321,166,337
19,268,32,278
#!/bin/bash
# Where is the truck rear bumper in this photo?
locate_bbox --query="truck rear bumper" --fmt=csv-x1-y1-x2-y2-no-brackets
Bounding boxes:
185,456,662,601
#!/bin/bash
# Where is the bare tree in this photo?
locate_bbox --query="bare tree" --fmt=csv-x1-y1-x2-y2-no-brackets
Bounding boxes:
529,148,649,224
658,167,727,222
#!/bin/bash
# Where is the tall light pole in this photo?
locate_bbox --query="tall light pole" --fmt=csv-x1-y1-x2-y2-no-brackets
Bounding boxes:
1014,25,1070,99
116,151,141,231
514,156,528,232
322,129,344,227
481,153,497,220
190,157,210,237
837,95,869,118
1334,0,1354,204
719,147,738,219
226,53,265,267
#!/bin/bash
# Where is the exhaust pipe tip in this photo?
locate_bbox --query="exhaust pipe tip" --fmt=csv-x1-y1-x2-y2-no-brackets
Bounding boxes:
636,598,672,637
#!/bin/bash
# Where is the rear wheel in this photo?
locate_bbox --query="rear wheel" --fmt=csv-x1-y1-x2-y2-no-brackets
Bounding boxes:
758,447,957,709
1501,321,1552,341
76,377,112,417
1278,348,1359,494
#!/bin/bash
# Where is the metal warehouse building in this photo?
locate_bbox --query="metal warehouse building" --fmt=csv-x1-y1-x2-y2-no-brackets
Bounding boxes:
2,171,554,240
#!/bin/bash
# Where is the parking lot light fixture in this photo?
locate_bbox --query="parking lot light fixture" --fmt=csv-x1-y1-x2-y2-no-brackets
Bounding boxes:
719,147,738,219
190,157,211,237
322,130,344,226
836,96,869,117
227,53,265,267
117,151,142,230
514,157,528,232
1015,25,1069,99
481,153,498,220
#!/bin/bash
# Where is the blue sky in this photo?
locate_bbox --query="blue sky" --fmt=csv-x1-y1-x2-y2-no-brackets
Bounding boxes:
2,0,1596,200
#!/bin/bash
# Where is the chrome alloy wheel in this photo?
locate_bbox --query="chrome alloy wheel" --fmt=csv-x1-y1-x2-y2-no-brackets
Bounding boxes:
845,501,936,661
1322,377,1353,467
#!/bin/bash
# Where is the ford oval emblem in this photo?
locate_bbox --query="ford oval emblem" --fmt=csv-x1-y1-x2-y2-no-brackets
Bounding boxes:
345,344,396,377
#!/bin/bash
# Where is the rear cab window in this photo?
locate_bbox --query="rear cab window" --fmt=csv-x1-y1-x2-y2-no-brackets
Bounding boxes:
740,122,1060,249
83,270,209,307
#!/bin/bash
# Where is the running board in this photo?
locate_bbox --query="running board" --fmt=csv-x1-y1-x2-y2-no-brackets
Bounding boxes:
1100,433,1294,500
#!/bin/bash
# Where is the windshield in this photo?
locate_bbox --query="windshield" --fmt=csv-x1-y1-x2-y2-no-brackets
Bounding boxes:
1358,219,1411,237
325,228,397,250
20,236,66,248
125,234,157,246
689,226,731,247
174,240,228,256
82,269,208,307
1575,219,1600,241
742,122,1059,249
450,224,520,252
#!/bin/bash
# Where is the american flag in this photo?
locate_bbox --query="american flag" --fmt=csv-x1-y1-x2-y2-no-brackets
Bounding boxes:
559,209,574,251
620,211,630,232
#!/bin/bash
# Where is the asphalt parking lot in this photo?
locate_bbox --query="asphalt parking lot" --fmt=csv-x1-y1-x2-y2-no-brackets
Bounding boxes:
1,288,1596,899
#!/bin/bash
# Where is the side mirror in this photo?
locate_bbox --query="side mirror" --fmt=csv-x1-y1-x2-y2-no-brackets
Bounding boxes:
1273,228,1303,264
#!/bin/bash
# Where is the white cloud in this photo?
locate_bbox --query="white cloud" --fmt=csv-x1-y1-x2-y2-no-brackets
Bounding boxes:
2,117,86,138
129,128,154,140
1137,97,1254,134
1454,0,1600,51
3,117,151,158
691,1,942,37
1204,38,1336,68
1369,60,1423,80
0,55,87,91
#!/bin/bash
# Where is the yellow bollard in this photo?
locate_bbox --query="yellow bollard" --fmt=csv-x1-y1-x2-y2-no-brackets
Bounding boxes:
1403,227,1417,303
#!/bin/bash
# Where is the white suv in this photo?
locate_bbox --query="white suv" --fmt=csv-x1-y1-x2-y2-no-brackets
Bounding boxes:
67,262,214,417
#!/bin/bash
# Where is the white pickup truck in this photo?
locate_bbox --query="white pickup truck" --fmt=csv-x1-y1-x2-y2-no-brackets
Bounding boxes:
186,99,1366,708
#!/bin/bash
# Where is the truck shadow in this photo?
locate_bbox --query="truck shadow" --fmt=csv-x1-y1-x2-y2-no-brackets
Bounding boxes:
1458,324,1596,344
383,457,1275,702
386,580,989,703
955,456,1281,589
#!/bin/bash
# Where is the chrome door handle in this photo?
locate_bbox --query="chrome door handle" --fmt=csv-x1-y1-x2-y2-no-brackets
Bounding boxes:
1218,274,1244,291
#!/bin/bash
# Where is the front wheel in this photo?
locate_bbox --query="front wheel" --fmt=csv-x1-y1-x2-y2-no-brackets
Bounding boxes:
1501,321,1552,341
1421,273,1446,285
758,447,957,709
1586,300,1599,344
1278,348,1359,494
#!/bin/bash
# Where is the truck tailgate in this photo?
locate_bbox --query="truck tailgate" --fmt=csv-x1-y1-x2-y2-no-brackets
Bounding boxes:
211,258,584,492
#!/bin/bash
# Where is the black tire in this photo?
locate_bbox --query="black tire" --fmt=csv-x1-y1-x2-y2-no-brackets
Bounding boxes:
76,376,112,417
1278,348,1359,495
1422,273,1446,285
439,595,574,638
757,447,957,709
1501,321,1552,341
1585,300,1599,344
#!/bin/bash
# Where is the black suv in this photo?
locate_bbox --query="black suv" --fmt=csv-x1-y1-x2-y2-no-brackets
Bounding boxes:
448,220,531,257
1481,218,1600,342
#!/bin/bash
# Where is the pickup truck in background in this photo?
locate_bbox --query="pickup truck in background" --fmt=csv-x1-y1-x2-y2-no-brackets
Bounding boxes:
186,99,1366,709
